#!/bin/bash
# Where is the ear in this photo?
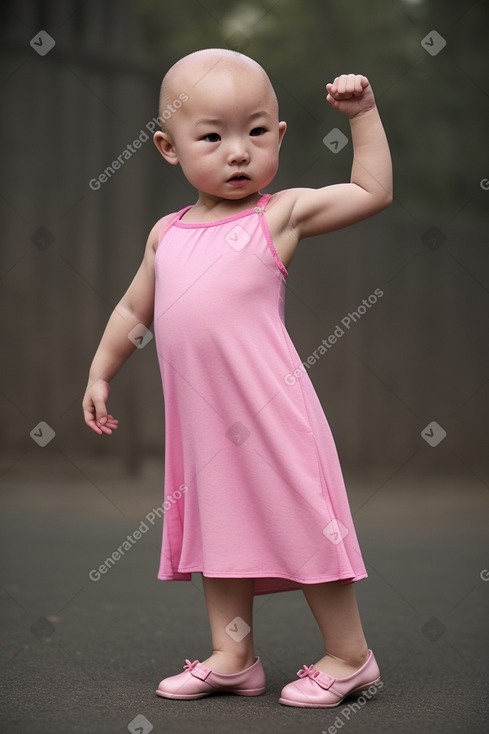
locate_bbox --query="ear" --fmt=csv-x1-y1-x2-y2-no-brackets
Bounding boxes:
153,131,179,165
278,121,287,148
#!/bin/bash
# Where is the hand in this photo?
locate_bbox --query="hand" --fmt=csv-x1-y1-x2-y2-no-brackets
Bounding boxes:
82,378,119,435
326,74,375,118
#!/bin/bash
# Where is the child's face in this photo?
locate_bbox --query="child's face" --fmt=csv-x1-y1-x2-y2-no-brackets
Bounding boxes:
154,61,287,202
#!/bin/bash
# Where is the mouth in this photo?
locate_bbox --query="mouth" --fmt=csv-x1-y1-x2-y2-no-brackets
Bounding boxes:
227,174,250,183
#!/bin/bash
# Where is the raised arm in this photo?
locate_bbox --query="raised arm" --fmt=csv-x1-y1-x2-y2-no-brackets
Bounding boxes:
280,74,392,241
82,221,161,434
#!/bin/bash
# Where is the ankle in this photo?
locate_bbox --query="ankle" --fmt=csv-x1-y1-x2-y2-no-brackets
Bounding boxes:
327,648,369,668
350,647,370,667
201,649,255,674
212,649,255,665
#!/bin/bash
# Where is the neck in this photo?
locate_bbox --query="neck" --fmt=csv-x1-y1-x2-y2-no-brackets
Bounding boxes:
194,191,263,217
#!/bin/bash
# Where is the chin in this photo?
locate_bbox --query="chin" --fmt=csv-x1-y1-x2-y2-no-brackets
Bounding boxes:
217,188,256,200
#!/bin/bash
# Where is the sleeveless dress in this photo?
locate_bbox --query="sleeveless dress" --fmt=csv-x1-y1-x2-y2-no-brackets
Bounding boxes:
153,193,367,596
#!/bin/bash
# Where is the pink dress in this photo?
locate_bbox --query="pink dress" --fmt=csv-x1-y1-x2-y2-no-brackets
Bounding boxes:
153,193,367,595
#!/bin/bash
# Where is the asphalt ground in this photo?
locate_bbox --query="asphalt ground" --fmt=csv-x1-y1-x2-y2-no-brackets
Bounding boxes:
1,458,488,733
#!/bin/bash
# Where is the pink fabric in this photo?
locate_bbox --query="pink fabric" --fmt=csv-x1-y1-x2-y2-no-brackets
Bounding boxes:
153,193,367,595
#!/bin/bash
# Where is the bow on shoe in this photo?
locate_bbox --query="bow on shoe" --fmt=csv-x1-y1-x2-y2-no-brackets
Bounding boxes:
297,664,320,680
296,664,335,691
183,659,200,672
182,658,211,681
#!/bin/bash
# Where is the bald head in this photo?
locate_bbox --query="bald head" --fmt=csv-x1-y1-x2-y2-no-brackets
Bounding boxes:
158,48,278,133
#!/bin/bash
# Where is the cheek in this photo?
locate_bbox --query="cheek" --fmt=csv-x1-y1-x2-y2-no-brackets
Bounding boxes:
178,148,209,174
178,152,219,187
255,145,280,185
260,144,280,172
188,146,219,169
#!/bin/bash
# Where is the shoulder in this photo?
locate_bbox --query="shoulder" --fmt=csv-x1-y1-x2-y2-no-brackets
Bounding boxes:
264,188,311,233
148,211,181,254
262,189,311,270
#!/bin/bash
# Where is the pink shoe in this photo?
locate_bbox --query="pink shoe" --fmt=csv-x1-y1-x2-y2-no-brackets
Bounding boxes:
279,649,381,708
156,656,266,699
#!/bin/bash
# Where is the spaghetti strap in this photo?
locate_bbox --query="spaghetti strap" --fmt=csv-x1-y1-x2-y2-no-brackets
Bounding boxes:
156,208,190,244
154,208,191,257
255,193,272,210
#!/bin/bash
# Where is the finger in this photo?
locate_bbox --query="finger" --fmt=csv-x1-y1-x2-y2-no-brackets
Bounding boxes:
326,85,340,105
88,418,116,435
98,424,114,435
346,73,357,95
355,75,369,95
336,75,347,95
103,416,119,430
325,79,337,97
93,399,108,426
85,417,103,435
353,75,363,95
83,403,99,429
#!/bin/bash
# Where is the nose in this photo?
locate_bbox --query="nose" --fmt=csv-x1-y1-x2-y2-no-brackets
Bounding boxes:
227,138,250,165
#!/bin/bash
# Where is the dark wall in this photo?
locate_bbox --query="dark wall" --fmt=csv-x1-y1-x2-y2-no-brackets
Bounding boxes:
1,0,487,485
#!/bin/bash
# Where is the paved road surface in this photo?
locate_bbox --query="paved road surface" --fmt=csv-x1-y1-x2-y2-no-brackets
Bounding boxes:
1,458,488,733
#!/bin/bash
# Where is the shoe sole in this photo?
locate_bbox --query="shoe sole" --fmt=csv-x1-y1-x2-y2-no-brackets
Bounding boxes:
156,687,266,699
278,677,381,708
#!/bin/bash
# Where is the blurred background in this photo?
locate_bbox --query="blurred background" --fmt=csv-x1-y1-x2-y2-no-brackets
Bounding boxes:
1,2,488,733
1,0,488,484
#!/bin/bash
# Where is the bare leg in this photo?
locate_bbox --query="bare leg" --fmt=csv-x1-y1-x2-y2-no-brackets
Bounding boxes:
301,581,369,678
200,575,256,674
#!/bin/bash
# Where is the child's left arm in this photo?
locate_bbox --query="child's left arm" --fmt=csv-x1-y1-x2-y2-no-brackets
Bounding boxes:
283,74,392,240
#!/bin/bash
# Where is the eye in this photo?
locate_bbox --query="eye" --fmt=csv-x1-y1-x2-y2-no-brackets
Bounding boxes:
250,127,266,137
201,132,221,142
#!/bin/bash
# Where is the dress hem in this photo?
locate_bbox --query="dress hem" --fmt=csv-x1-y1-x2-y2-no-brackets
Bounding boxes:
157,569,368,595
